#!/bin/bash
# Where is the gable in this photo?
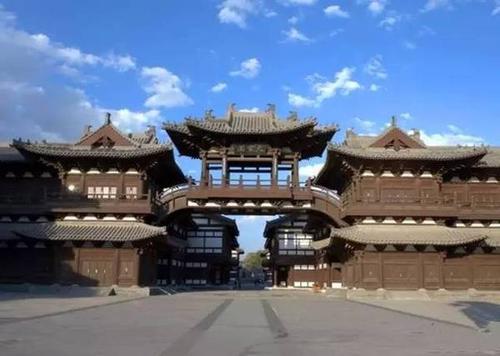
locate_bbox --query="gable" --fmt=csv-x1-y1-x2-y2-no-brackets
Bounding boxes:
369,127,425,150
76,125,134,147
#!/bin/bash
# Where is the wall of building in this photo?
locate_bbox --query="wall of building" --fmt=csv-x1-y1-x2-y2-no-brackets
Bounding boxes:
343,250,500,290
0,245,149,287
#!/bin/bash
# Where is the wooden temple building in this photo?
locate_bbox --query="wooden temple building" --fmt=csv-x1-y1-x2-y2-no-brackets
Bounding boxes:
1,105,500,291
0,114,238,287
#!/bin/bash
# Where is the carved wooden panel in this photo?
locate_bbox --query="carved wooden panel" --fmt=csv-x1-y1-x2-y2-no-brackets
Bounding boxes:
381,188,418,203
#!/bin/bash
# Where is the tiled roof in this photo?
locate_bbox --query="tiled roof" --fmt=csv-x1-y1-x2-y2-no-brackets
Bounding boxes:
0,146,26,162
165,108,337,135
476,148,500,168
312,225,488,247
13,142,172,159
12,221,166,242
184,115,318,135
328,144,487,161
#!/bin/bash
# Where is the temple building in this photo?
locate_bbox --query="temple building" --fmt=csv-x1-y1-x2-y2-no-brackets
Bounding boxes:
1,106,500,291
311,120,500,290
0,114,238,288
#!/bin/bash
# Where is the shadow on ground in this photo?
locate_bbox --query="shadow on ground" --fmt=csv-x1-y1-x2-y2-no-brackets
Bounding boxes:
452,301,500,329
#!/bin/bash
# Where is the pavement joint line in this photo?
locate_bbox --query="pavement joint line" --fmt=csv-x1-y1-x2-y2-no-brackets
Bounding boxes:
0,296,148,325
159,298,233,356
346,299,479,331
261,299,288,339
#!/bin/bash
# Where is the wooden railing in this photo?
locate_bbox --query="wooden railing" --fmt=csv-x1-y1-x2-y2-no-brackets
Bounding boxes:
0,192,151,204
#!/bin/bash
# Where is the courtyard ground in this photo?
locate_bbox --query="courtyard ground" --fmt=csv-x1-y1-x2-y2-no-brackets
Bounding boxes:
1,289,500,355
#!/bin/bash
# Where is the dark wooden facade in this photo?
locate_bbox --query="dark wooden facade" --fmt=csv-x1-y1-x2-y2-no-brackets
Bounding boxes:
0,114,187,287
3,108,500,291
312,121,500,290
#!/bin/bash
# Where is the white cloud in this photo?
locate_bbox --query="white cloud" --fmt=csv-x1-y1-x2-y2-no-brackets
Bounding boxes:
403,41,417,50
288,93,317,107
141,66,193,108
358,0,387,16
217,0,261,28
288,16,299,24
493,1,500,15
421,0,452,13
211,82,228,93
329,28,345,37
288,67,362,108
239,107,260,112
102,53,136,72
230,58,261,78
264,9,278,17
378,14,402,30
400,112,412,120
0,5,148,141
369,83,381,91
420,127,485,146
300,162,324,177
324,5,350,18
280,0,318,6
0,13,136,77
104,108,162,132
364,55,387,80
282,27,312,42
354,117,376,132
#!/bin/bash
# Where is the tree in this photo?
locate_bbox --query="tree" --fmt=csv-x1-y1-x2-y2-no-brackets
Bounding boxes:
242,250,267,271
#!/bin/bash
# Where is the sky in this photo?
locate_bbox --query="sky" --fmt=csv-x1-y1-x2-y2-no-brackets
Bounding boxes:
1,0,500,252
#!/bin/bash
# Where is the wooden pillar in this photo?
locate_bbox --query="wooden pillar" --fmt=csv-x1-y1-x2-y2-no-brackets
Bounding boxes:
119,172,125,197
292,153,300,187
221,152,228,186
80,171,86,195
271,150,278,186
201,151,208,186
273,265,278,287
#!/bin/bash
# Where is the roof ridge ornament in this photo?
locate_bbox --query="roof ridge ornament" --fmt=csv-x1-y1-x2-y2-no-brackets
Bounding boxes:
204,109,214,120
287,111,298,121
390,115,397,127
104,112,112,125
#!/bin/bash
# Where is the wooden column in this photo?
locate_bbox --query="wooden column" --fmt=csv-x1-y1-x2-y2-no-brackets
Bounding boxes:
80,171,86,195
222,151,228,187
200,151,208,186
120,171,125,197
292,153,300,187
271,150,278,186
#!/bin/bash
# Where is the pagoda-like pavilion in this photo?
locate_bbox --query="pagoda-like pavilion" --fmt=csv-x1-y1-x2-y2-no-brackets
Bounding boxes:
164,104,337,188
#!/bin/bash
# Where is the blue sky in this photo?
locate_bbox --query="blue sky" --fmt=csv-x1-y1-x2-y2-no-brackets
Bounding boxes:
1,0,500,252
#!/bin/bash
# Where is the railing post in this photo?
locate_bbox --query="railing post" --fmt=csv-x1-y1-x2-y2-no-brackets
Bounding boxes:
256,175,260,187
239,175,243,188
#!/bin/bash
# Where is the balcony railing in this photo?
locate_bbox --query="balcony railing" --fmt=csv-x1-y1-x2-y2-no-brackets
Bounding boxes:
0,191,153,215
0,192,150,204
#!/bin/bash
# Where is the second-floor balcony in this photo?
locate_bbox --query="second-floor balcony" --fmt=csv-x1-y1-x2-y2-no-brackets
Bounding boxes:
343,190,500,219
185,176,313,201
0,191,153,215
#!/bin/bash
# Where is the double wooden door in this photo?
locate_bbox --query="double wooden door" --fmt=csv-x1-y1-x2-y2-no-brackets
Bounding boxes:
79,259,114,286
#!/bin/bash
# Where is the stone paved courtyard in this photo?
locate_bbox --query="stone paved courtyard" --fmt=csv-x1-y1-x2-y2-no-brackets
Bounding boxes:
1,290,500,356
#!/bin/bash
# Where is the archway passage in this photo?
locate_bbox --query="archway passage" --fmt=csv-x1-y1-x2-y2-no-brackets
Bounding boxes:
160,104,345,227
155,105,347,289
